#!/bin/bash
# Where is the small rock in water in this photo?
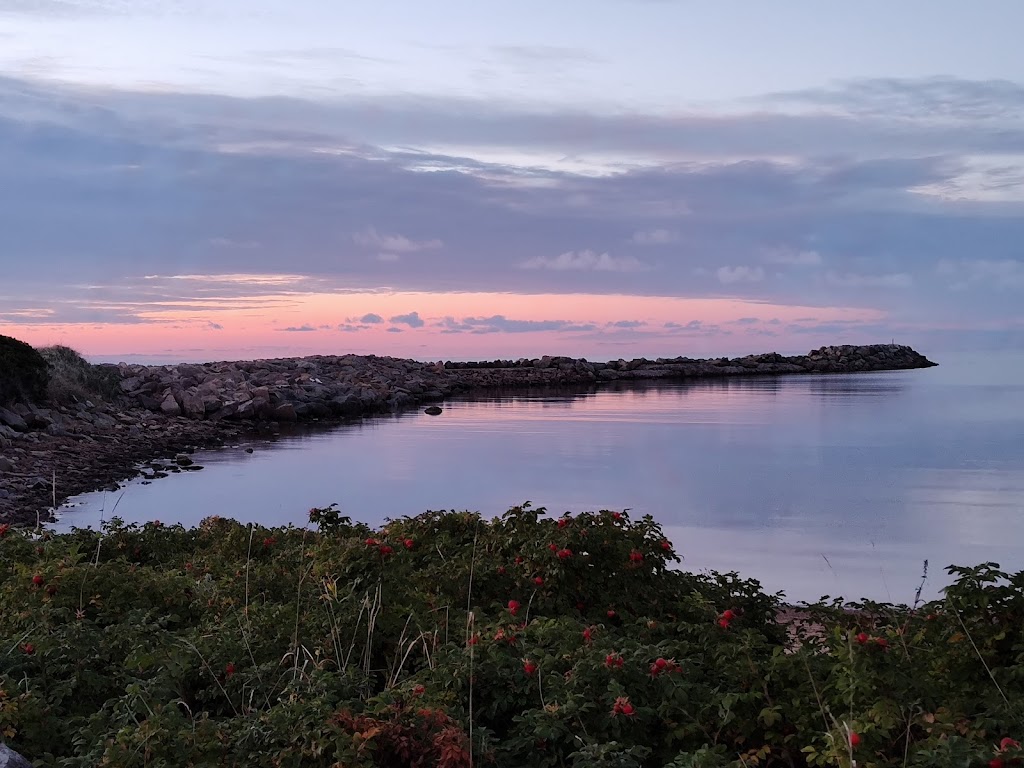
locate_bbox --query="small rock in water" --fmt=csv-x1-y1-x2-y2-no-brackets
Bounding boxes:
245,447,254,453
174,454,193,466
424,406,443,415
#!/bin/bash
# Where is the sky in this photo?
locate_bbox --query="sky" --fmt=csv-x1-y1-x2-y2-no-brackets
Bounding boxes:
1,0,1023,363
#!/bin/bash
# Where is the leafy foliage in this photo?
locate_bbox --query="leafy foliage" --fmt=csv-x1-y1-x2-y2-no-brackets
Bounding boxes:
0,505,1021,767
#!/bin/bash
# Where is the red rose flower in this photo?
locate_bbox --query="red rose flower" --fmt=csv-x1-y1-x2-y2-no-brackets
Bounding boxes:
557,518,568,529
660,539,671,551
629,550,643,563
548,543,558,551
403,538,414,550
557,548,572,559
582,627,593,644
225,662,236,678
856,632,870,645
22,643,34,655
32,574,44,586
412,684,425,696
721,609,736,621
718,618,730,629
514,556,524,564
612,512,623,521
1000,738,1020,752
497,566,507,575
508,599,521,616
468,634,480,646
262,536,275,549
875,637,889,649
0,524,9,538
523,660,537,675
533,576,544,586
607,609,617,619
365,537,378,547
849,732,861,748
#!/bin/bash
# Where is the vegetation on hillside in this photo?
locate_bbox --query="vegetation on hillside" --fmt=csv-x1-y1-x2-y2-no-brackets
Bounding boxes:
0,505,1021,767
0,335,49,405
36,344,120,404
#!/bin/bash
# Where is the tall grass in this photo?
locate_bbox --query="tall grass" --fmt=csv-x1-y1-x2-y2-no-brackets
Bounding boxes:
37,344,120,404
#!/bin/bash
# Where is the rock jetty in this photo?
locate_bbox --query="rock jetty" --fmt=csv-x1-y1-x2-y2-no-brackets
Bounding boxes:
113,344,935,423
0,344,935,526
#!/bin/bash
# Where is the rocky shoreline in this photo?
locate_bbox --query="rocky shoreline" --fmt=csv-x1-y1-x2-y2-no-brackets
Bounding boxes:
0,344,935,527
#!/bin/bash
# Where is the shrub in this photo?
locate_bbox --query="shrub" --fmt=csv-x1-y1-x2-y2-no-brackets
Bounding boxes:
37,344,120,404
0,334,48,405
0,505,1020,767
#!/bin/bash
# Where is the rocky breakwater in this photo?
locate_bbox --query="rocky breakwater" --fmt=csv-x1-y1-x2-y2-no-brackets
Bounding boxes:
114,344,936,424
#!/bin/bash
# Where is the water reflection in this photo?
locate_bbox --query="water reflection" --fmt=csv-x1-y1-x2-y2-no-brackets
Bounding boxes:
56,368,1024,603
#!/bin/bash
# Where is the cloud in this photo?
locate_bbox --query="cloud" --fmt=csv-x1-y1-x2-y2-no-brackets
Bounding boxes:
279,324,317,332
359,313,384,323
389,311,425,328
825,272,913,288
1,73,1024,339
937,258,1024,289
609,320,646,328
386,326,404,333
207,321,223,330
438,315,598,334
630,228,679,245
353,228,442,254
717,266,765,284
337,323,370,332
519,250,649,272
763,247,822,266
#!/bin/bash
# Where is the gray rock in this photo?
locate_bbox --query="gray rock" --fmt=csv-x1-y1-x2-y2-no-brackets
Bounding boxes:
424,406,443,415
159,393,181,417
0,456,13,472
271,403,297,422
0,743,33,768
174,454,194,467
0,408,28,432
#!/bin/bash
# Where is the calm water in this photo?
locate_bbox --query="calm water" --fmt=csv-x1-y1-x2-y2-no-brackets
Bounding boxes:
56,355,1024,603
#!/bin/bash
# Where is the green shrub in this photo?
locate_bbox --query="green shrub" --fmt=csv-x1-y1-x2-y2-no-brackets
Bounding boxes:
0,334,48,405
0,506,1021,767
37,344,120,404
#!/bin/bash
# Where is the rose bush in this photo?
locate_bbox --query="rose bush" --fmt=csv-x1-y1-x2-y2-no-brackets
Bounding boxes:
0,504,1020,766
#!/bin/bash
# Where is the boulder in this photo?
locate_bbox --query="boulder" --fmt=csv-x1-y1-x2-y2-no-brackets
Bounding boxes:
424,406,443,415
0,407,28,432
159,392,181,417
0,743,33,768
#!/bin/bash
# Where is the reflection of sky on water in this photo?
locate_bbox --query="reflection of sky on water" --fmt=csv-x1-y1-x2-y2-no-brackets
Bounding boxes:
57,360,1024,603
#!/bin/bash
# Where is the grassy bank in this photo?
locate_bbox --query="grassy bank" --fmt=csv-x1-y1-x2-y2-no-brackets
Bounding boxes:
0,505,1020,767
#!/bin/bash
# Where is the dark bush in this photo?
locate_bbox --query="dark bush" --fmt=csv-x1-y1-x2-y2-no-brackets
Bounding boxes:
0,334,49,405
